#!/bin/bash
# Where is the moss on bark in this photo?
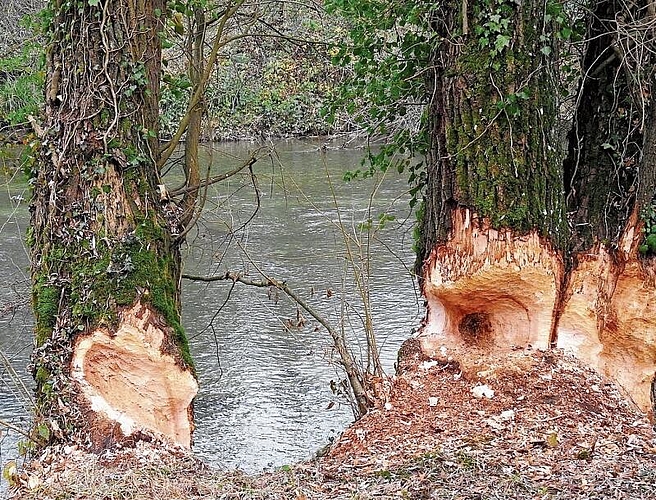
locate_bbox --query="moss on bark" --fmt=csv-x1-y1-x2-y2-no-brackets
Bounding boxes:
417,0,568,269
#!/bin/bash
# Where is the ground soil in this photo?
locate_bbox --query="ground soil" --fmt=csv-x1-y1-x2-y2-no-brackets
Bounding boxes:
6,342,656,499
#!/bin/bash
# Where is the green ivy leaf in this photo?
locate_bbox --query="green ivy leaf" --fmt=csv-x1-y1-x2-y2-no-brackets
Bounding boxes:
495,34,511,52
646,233,656,253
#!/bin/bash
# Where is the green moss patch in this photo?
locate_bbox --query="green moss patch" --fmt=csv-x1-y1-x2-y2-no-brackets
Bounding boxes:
33,212,193,369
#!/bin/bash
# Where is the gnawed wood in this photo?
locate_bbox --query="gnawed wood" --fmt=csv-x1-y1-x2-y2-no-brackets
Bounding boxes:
421,207,563,353
71,301,198,448
420,207,656,415
559,212,656,412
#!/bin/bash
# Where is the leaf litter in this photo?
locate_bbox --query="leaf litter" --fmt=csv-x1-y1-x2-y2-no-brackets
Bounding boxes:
7,340,656,499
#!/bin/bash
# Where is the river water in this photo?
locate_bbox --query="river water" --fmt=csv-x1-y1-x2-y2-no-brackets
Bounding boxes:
0,140,421,478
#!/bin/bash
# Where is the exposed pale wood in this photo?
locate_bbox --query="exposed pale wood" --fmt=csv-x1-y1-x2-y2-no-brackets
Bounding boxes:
71,301,198,447
559,211,656,412
420,207,656,415
421,207,563,354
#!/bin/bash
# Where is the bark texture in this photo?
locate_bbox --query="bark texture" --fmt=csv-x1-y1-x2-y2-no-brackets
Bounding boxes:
563,1,642,253
417,0,567,267
30,0,197,448
418,0,656,415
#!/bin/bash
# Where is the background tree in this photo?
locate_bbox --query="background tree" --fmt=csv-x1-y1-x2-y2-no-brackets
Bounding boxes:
155,0,386,419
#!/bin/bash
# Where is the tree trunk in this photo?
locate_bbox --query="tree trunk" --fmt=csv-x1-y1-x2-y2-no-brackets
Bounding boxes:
417,0,656,415
180,7,205,229
418,0,567,354
557,1,656,412
30,0,197,449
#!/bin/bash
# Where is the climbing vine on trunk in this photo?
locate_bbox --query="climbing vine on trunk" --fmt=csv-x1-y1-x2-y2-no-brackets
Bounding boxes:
29,0,196,447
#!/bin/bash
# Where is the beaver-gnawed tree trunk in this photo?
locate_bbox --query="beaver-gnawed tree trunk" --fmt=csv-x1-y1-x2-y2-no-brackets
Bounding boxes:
417,0,567,351
29,0,198,449
417,0,656,415
557,0,656,412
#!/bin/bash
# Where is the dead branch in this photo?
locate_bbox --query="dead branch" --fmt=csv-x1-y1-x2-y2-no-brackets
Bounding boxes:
182,270,372,417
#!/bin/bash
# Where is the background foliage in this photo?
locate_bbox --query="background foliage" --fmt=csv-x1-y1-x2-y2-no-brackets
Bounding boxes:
324,0,433,179
0,1,44,132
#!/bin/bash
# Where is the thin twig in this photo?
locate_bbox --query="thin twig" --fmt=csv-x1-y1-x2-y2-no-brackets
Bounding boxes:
0,418,31,438
182,270,372,416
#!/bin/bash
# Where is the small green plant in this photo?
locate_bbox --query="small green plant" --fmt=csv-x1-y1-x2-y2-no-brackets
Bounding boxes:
16,439,35,456
375,469,392,480
0,72,42,124
455,450,477,470
374,467,410,481
475,5,513,59
639,204,656,255
496,90,531,118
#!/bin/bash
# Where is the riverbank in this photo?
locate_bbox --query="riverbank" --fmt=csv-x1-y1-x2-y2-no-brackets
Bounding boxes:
6,341,656,499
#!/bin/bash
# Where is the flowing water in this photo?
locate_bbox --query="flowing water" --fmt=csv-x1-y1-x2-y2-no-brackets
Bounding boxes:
0,140,421,481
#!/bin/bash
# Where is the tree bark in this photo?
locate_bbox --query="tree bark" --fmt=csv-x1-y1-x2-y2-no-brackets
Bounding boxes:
30,0,197,449
418,0,656,415
563,1,644,252
418,0,567,262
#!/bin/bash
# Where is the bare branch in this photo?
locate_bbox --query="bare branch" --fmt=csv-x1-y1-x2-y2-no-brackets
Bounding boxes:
182,270,373,417
169,150,261,197
0,418,31,438
157,0,251,168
